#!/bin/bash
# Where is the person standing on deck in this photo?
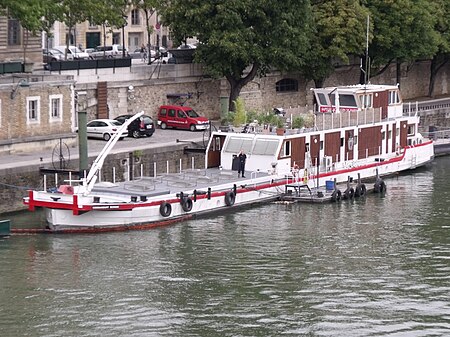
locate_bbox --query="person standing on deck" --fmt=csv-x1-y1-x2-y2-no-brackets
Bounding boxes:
238,149,247,178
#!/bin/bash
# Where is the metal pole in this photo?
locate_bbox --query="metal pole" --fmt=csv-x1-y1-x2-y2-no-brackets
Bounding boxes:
78,111,88,174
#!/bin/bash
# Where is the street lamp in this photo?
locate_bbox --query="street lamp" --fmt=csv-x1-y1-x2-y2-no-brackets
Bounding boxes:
10,79,30,99
122,15,127,58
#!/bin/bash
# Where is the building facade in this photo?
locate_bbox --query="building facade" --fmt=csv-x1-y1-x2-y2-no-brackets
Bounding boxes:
44,8,172,53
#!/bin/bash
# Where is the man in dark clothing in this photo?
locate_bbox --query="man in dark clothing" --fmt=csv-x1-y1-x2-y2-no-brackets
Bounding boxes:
238,149,247,178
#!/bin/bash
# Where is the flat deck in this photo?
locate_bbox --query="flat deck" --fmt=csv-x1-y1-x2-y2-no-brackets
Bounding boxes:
92,168,270,198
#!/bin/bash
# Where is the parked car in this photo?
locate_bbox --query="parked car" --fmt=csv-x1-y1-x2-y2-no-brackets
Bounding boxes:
53,45,91,60
157,105,209,131
42,48,65,63
90,45,128,59
84,119,128,141
114,114,155,138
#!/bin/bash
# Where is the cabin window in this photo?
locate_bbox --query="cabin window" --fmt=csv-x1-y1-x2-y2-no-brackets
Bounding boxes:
388,130,392,139
320,140,324,150
305,143,310,152
359,94,372,108
281,141,291,157
317,93,328,105
224,137,253,154
389,90,400,104
252,139,279,155
275,78,298,92
340,138,344,147
381,131,386,140
330,94,357,107
354,136,358,145
407,125,415,136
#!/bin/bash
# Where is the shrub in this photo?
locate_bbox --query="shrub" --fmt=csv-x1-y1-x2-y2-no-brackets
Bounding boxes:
233,97,247,126
292,116,305,129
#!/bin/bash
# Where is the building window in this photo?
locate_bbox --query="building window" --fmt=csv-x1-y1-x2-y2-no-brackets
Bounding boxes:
112,33,120,45
131,9,140,25
26,96,40,124
8,19,21,45
276,78,298,92
49,94,63,121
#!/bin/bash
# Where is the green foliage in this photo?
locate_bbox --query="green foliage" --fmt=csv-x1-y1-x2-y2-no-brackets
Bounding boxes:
159,0,313,109
292,116,305,129
275,116,284,129
232,97,246,127
367,0,440,73
221,111,235,126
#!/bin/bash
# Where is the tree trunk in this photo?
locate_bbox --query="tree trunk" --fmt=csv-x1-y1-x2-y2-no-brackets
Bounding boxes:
428,54,449,97
313,78,324,88
226,63,259,112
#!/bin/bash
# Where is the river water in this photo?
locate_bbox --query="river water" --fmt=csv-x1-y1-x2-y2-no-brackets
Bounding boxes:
1,157,449,337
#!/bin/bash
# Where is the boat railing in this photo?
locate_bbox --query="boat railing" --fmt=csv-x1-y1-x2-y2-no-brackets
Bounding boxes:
314,107,382,131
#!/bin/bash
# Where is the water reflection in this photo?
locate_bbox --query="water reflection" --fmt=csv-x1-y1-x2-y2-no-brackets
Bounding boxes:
0,158,449,336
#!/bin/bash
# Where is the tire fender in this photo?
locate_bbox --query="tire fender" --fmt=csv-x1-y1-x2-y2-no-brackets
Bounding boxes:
224,191,236,206
159,201,172,217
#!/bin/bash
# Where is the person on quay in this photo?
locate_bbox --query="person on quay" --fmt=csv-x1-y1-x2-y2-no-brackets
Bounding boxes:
238,149,247,178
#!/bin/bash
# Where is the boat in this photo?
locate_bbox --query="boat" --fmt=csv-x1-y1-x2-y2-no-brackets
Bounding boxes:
23,84,434,233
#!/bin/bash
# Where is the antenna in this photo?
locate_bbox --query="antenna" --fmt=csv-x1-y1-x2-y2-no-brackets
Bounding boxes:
365,15,370,85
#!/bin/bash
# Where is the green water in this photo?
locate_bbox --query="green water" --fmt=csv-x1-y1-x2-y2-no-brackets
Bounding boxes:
0,157,449,336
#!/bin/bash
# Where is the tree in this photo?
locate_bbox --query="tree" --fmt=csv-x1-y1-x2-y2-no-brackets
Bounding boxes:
131,0,158,64
428,0,450,97
367,0,440,86
159,0,312,111
301,0,370,88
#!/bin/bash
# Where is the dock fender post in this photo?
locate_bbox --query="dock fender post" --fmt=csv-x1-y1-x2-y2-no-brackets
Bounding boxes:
355,183,366,197
160,201,172,217
225,191,236,206
374,180,386,193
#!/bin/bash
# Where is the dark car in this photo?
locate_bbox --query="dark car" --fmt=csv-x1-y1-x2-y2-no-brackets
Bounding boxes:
114,114,155,138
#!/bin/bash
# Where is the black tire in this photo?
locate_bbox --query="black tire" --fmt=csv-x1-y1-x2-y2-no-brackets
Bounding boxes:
181,197,193,212
344,187,354,200
355,184,366,197
132,130,140,138
189,124,196,132
103,133,111,141
331,189,341,202
159,202,172,217
160,122,167,130
374,180,386,193
224,191,236,206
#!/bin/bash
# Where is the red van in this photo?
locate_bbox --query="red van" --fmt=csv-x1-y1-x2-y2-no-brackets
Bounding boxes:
157,105,209,131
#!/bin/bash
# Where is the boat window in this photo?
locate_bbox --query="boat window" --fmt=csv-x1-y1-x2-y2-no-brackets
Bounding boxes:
330,94,357,107
317,93,328,105
359,94,372,108
382,131,386,140
389,90,400,104
388,130,392,139
281,141,291,157
224,137,253,153
252,138,279,155
407,124,415,136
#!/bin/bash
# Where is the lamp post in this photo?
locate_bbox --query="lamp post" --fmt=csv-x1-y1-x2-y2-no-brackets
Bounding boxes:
122,15,127,58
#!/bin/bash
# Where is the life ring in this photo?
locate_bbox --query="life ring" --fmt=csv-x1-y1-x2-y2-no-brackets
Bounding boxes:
331,189,341,202
181,197,193,212
343,187,354,200
224,191,236,206
159,202,172,217
374,180,386,193
355,184,366,197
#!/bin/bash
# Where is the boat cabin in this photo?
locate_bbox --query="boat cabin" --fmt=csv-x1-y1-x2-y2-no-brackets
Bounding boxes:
313,84,403,119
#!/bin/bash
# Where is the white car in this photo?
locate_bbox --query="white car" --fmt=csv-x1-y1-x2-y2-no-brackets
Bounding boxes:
53,45,91,60
85,119,128,141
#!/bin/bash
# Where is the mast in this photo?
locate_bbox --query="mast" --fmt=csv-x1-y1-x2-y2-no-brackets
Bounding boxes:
82,111,144,195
